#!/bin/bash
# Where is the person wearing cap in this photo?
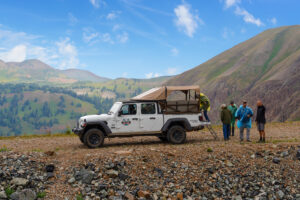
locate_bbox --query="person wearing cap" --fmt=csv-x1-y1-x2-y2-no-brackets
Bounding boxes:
255,100,266,143
227,101,237,136
235,100,253,142
220,104,232,140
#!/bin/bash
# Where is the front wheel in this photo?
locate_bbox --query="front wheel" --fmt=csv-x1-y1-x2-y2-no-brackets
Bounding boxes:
79,134,84,143
84,129,105,148
157,135,168,142
167,125,186,144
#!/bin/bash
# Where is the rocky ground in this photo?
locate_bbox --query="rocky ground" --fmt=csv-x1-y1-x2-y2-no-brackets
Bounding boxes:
0,122,299,200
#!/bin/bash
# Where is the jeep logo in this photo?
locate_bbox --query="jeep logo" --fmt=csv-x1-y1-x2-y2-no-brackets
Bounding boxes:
121,119,131,126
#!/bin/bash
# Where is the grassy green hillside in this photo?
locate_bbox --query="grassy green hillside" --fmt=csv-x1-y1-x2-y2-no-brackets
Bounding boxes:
0,75,170,136
167,25,300,122
0,84,103,136
70,76,171,100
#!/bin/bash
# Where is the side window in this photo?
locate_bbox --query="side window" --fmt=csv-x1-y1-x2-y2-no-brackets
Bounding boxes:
141,103,156,114
121,104,137,115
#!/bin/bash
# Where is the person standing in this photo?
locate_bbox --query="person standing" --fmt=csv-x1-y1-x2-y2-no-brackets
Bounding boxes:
220,104,232,141
255,100,266,143
197,93,211,122
235,100,253,142
228,101,237,136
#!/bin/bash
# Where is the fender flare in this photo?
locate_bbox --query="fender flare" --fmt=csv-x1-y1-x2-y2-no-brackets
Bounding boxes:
84,121,112,135
161,118,192,132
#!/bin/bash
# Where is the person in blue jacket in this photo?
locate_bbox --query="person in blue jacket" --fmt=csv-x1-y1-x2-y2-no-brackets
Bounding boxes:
235,100,253,142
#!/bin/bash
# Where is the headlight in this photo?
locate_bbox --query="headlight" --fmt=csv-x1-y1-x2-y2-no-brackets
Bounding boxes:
80,119,87,128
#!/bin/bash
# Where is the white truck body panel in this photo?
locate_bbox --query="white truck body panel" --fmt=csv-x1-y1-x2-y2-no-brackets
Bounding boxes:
76,101,209,136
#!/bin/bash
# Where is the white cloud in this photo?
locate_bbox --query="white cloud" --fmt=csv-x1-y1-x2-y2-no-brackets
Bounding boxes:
117,32,129,43
83,29,100,44
102,33,114,44
89,0,105,8
107,12,118,20
224,0,240,8
222,27,235,39
145,72,160,79
112,24,121,31
122,72,128,77
166,68,177,75
235,7,264,27
28,46,57,63
0,44,27,62
171,48,179,56
55,38,79,69
83,28,117,44
241,28,246,34
68,13,78,26
174,3,204,37
0,26,82,69
270,17,277,25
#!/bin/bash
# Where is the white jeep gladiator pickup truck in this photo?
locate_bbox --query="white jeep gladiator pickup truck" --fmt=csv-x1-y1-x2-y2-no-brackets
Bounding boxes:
72,86,210,148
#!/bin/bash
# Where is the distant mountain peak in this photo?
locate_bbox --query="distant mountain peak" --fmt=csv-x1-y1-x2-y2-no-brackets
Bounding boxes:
167,25,300,121
0,59,110,83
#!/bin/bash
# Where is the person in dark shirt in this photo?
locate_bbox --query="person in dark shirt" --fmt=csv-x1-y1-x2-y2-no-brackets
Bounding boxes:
255,100,266,143
220,104,232,141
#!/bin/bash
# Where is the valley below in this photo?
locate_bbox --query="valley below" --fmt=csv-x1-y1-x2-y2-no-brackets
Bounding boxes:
0,122,299,199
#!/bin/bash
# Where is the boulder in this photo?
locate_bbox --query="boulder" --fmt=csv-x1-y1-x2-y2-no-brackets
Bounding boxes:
0,191,7,199
124,191,135,200
106,169,119,178
11,177,29,186
10,189,36,200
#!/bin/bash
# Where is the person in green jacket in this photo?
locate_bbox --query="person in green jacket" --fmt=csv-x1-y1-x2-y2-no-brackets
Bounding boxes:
220,104,232,141
227,101,237,136
196,93,211,122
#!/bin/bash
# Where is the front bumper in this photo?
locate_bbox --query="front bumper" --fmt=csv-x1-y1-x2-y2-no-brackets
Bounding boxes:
72,128,83,135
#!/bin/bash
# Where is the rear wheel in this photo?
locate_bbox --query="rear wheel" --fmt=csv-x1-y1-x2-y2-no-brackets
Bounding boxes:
167,125,186,144
84,128,105,148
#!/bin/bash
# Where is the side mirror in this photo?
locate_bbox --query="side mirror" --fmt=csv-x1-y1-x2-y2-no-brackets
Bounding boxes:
118,110,122,116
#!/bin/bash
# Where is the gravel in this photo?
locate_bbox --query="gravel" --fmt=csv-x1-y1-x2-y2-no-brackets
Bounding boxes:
0,152,50,200
0,122,299,199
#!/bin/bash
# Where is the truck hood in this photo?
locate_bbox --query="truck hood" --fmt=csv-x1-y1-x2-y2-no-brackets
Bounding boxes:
80,114,112,122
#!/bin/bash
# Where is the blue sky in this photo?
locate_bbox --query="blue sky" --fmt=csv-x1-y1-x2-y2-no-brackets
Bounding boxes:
0,0,299,79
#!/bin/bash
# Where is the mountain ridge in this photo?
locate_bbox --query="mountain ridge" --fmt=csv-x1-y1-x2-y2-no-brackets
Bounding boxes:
167,25,300,122
0,59,110,83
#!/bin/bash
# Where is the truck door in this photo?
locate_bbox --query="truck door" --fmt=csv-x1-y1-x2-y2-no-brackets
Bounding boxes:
116,103,140,134
139,102,163,132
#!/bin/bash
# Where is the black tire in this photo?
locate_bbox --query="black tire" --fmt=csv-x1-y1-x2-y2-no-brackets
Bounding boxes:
84,128,105,148
167,125,186,144
157,135,168,142
79,134,84,143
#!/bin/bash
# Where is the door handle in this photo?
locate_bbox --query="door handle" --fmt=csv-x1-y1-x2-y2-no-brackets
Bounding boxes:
150,117,156,120
132,118,138,120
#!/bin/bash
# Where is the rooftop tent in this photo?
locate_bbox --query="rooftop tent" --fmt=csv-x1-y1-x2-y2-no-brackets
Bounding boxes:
131,85,200,101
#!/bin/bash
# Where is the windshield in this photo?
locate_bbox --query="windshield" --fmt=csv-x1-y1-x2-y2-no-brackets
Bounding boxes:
108,102,121,115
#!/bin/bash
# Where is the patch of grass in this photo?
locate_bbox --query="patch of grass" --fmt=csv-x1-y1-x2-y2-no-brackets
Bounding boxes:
0,133,77,140
206,58,238,81
37,191,47,198
76,193,84,200
65,127,72,135
55,147,61,152
5,186,15,198
32,148,43,152
0,145,10,152
207,147,213,152
262,30,286,73
271,138,298,144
